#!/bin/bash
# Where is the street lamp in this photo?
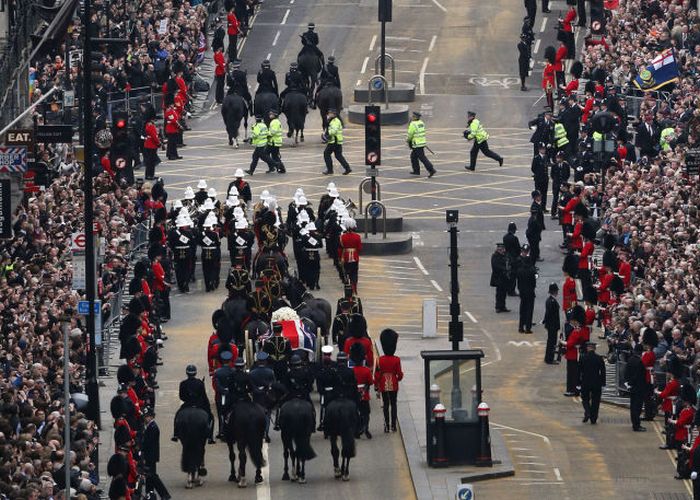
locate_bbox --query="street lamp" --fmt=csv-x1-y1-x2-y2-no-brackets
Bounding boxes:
446,210,463,419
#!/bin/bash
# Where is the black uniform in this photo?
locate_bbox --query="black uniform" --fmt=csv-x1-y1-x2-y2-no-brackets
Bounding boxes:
257,68,279,96
227,68,253,112
280,69,307,102
332,312,351,348
301,29,324,64
524,0,536,27
517,39,531,89
262,336,293,380
550,159,570,215
503,232,520,295
299,231,323,289
542,295,561,363
168,227,195,292
531,152,549,208
334,362,359,402
579,349,606,423
228,369,254,403
320,62,341,89
141,419,170,499
315,361,340,429
177,376,214,440
250,363,276,436
529,114,555,156
526,211,543,262
517,257,537,332
227,178,252,204
229,227,255,269
625,351,647,430
490,250,510,312
213,363,234,433
199,228,221,292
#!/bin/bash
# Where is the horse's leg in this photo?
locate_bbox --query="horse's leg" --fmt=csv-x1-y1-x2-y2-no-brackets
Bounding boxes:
255,467,263,485
290,444,298,482
331,436,341,478
300,123,304,142
186,472,193,489
282,445,290,480
237,442,247,488
298,459,307,484
342,456,350,481
228,440,238,482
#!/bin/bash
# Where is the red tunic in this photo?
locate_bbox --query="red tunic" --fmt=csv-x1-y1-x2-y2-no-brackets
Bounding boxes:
214,51,226,77
164,106,180,135
659,378,680,414
570,221,583,250
563,197,579,225
598,272,613,304
353,365,373,401
553,45,567,72
339,232,362,263
562,8,576,32
144,122,160,149
227,12,240,35
618,261,631,287
563,277,577,311
564,79,579,96
542,63,555,90
675,407,696,443
584,307,596,326
151,261,167,292
579,241,594,270
641,351,656,384
344,336,374,369
565,328,586,361
374,355,403,392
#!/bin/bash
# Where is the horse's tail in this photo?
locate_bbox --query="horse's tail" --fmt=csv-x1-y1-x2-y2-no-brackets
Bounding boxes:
294,431,317,461
341,427,356,458
248,437,265,470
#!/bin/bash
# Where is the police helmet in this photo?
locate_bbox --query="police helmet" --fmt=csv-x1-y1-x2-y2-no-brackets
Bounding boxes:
328,56,336,64
220,349,233,362
232,59,241,68
186,364,197,376
412,111,422,119
308,22,315,30
290,354,302,367
290,61,298,70
269,109,279,117
262,59,271,68
234,357,245,369
254,114,263,120
328,108,337,115
336,351,348,363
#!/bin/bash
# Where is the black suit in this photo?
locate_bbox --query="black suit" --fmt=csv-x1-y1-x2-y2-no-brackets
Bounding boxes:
625,353,647,429
503,232,520,294
517,258,537,331
531,153,549,208
578,350,606,422
542,295,560,362
490,251,509,311
635,121,659,158
141,419,170,498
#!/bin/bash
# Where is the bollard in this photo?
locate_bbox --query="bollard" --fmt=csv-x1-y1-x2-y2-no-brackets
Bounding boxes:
432,403,448,467
475,402,493,467
422,298,437,338
429,384,441,414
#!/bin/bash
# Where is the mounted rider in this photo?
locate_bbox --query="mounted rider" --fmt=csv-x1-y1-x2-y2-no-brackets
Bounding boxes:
300,22,324,66
227,59,253,113
280,61,308,104
256,59,279,96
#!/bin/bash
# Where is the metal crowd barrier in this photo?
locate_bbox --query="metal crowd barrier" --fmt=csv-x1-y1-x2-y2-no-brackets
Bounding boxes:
107,86,164,120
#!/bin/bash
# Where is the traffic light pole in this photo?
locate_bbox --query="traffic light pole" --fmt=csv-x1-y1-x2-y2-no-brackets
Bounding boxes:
82,0,101,435
380,21,386,77
447,210,463,418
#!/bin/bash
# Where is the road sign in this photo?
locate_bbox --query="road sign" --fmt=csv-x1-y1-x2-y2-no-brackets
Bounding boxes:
368,202,383,218
456,484,474,500
4,129,33,146
78,300,101,315
72,254,86,289
71,232,86,252
35,125,74,143
0,179,11,239
0,147,28,173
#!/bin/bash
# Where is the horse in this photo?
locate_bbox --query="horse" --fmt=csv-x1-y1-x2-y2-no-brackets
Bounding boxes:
297,46,323,104
173,406,210,488
316,83,343,129
282,90,308,145
279,397,317,483
221,93,249,148
254,90,279,118
324,397,357,481
222,290,251,347
281,275,332,341
223,399,267,488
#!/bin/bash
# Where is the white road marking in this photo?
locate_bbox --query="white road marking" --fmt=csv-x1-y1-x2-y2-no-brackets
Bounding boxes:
553,467,562,481
533,39,541,54
418,56,429,95
281,8,290,24
272,30,280,46
356,79,362,86
289,0,294,3
430,279,442,292
266,52,272,61
492,422,552,446
480,328,502,362
369,34,377,52
465,311,477,323
413,256,429,275
540,17,547,32
429,0,447,12
360,56,369,74
428,35,437,52
258,443,271,499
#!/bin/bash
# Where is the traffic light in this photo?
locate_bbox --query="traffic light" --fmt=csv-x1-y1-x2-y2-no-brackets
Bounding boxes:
111,112,129,138
364,105,381,166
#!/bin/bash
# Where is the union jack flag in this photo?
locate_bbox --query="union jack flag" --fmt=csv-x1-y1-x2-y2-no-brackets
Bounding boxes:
280,320,316,355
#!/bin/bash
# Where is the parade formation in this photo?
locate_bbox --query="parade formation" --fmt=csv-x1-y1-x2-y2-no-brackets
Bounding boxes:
3,0,700,496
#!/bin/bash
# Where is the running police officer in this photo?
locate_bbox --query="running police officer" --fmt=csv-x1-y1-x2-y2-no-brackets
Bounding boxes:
407,111,436,178
322,109,352,175
246,114,278,175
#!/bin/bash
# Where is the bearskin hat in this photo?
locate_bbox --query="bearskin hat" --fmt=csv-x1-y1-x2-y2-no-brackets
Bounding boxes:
217,316,234,344
109,476,128,500
666,355,683,378
574,203,589,218
602,249,618,270
349,341,366,364
592,67,606,85
110,395,127,419
107,453,128,478
212,309,225,330
121,336,141,360
583,286,598,305
380,329,399,356
602,233,617,250
113,424,132,447
147,243,163,261
116,364,134,385
570,60,583,79
563,254,579,277
544,45,556,64
119,314,140,339
127,297,144,315
617,129,628,143
609,275,625,295
582,219,599,240
570,305,586,325
133,259,149,279
681,383,697,405
641,327,658,348
348,314,367,339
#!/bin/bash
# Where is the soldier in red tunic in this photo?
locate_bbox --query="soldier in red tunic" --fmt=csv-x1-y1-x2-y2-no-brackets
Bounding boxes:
375,329,403,433
338,218,362,294
351,342,373,439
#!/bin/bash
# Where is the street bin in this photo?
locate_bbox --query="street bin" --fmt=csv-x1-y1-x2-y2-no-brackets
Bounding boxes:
421,349,485,467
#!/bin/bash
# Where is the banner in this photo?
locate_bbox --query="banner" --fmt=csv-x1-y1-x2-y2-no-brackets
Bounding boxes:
634,49,680,91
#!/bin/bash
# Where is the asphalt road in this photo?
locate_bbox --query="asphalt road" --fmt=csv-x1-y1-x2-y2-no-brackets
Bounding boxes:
138,0,694,496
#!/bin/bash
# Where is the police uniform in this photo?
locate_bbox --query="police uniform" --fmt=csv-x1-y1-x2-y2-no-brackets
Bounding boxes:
531,146,549,208
247,116,278,174
199,213,222,292
465,111,503,171
281,63,307,101
320,57,341,89
550,155,570,216
578,342,605,424
301,23,324,64
267,111,286,173
490,243,510,312
322,110,352,175
227,63,253,111
256,60,279,96
407,112,435,177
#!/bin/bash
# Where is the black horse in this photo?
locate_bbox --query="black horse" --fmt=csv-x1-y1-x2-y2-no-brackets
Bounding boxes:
253,248,288,278
173,406,209,488
297,46,323,105
317,83,343,130
279,397,317,483
221,93,249,148
224,400,267,487
222,290,250,347
324,397,357,481
282,90,308,145
254,90,279,118
282,275,332,341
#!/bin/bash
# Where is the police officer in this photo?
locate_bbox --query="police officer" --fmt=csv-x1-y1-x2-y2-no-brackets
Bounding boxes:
503,222,520,296
407,111,436,177
320,56,341,88
140,406,171,500
301,22,324,64
175,365,215,443
315,345,338,431
490,242,510,313
526,199,544,262
250,351,276,442
542,283,561,364
227,60,253,113
213,349,235,438
322,109,352,175
550,151,570,218
531,142,549,209
517,246,537,333
517,33,531,91
168,211,195,293
267,110,286,173
553,118,571,158
256,59,278,96
281,62,307,102
464,111,503,171
199,212,221,292
579,341,606,424
246,114,278,175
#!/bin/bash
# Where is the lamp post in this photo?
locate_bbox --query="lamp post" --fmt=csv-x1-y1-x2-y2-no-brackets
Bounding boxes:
446,210,463,419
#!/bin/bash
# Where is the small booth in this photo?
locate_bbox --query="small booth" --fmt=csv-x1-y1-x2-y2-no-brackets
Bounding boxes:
421,349,486,467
